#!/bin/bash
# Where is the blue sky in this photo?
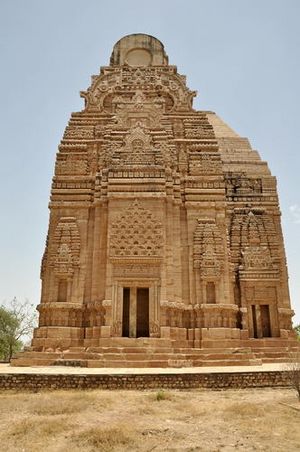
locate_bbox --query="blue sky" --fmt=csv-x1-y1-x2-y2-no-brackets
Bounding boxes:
0,0,299,324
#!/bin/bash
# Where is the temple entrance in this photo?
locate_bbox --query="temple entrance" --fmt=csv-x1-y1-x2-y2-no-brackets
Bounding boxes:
122,287,149,337
122,287,130,337
261,305,271,337
251,304,271,338
137,288,149,337
252,305,258,338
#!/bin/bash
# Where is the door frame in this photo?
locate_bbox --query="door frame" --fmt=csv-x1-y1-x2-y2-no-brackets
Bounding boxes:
112,278,160,338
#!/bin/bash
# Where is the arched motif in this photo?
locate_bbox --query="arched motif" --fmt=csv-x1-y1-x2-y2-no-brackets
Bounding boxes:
80,66,196,113
111,123,163,166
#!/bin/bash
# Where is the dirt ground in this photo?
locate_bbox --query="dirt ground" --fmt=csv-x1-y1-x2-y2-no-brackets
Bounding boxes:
0,387,299,451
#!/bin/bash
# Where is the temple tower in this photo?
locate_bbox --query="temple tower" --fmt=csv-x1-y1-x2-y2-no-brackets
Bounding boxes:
13,34,297,366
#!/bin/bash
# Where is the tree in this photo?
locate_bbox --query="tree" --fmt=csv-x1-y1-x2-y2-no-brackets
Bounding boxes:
294,324,300,341
0,307,22,361
0,298,37,362
286,324,300,401
287,349,300,402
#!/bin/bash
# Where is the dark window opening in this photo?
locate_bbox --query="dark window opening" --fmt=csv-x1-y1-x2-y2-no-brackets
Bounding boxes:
137,288,149,337
122,287,130,337
252,305,258,338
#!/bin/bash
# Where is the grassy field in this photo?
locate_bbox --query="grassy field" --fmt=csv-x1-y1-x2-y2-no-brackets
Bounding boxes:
0,387,299,451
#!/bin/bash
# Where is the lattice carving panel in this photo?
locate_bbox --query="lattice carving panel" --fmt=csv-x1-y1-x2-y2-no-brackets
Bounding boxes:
109,200,163,258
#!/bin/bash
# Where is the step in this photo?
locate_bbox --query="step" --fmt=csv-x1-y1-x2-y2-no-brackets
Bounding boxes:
96,338,173,348
86,346,174,354
260,357,293,364
97,353,186,362
201,340,244,348
53,359,88,367
61,352,100,360
10,357,56,367
193,359,261,367
13,351,62,360
241,339,294,348
195,353,256,361
171,340,193,348
251,347,290,353
67,347,87,352
176,349,253,357
254,351,291,359
86,360,170,368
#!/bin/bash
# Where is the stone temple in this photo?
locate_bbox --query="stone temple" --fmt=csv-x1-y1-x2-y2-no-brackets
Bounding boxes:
13,34,298,367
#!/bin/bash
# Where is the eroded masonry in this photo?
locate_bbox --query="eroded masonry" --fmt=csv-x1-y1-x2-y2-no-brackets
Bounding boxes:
13,34,298,367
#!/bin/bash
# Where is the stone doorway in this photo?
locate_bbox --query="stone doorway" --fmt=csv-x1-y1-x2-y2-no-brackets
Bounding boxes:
122,287,149,338
137,288,149,337
122,287,130,337
251,304,272,338
261,305,271,337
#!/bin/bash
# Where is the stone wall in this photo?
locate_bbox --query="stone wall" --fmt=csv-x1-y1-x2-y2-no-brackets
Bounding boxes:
0,371,292,390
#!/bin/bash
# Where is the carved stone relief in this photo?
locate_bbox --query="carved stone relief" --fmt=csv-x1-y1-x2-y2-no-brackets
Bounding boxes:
50,217,80,276
56,154,88,175
111,123,163,166
193,219,224,278
225,173,262,196
241,246,273,270
109,200,163,258
189,153,222,175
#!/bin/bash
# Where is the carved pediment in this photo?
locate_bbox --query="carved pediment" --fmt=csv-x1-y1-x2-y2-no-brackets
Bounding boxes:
111,123,163,166
81,66,196,113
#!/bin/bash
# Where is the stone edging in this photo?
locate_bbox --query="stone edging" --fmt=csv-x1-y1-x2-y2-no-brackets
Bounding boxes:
0,370,292,390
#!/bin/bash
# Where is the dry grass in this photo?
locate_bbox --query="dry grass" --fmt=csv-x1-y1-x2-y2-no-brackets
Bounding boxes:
29,391,110,416
0,388,299,451
73,425,134,450
223,401,266,418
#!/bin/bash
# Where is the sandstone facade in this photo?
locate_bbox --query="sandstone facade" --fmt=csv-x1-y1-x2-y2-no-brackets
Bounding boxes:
12,34,297,367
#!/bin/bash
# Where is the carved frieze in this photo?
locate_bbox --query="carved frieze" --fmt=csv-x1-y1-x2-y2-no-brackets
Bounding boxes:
188,153,222,175
183,118,215,139
55,154,88,175
112,90,164,128
112,264,160,278
241,246,273,270
80,66,196,113
111,123,163,166
64,126,94,140
225,173,262,196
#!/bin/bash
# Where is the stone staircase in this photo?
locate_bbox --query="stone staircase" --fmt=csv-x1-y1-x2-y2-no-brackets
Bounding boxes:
10,337,300,368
